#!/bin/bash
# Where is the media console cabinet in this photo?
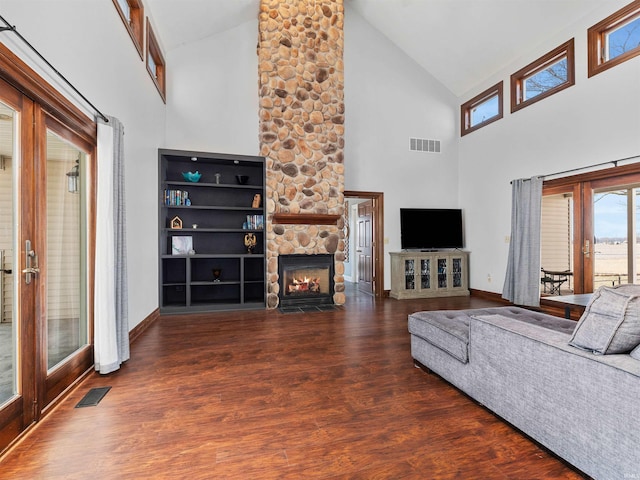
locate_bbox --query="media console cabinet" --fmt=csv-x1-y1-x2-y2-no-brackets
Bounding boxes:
390,251,469,299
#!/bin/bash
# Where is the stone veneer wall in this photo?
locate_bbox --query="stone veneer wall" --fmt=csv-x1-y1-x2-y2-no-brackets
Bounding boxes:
258,0,346,309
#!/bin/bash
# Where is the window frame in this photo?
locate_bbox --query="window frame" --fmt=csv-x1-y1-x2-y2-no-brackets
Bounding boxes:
112,0,144,59
146,18,166,103
460,81,503,137
511,39,575,114
588,0,640,77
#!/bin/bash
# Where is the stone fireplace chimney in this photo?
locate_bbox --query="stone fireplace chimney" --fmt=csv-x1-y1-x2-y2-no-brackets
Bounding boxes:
258,0,346,309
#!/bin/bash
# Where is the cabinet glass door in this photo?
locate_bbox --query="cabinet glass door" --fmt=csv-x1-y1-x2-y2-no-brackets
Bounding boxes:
420,258,431,289
452,257,463,288
437,258,448,288
404,259,415,290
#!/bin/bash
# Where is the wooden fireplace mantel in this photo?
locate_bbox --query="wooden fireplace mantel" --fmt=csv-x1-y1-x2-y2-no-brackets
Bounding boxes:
271,213,342,225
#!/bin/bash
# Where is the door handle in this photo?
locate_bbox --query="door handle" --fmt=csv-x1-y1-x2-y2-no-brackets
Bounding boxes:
23,239,40,284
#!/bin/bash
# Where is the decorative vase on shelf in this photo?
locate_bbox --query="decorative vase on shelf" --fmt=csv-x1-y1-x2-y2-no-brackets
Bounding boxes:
181,171,201,182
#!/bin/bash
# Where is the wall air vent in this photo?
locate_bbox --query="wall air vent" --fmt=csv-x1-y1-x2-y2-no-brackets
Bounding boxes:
410,138,441,153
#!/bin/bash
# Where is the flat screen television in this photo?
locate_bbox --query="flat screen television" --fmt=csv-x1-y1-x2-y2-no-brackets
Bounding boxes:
400,208,463,250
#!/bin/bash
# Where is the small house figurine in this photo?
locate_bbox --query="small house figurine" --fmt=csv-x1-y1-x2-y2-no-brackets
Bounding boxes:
170,216,183,229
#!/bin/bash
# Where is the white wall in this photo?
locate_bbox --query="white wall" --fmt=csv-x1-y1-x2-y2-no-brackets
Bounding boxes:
164,20,260,155
161,6,461,291
4,2,631,310
344,6,460,289
458,1,640,295
1,0,166,329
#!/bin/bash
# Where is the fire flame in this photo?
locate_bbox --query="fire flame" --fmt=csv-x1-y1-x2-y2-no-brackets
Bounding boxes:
288,276,321,293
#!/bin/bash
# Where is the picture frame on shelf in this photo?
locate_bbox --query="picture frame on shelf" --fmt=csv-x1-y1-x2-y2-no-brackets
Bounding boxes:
172,236,193,255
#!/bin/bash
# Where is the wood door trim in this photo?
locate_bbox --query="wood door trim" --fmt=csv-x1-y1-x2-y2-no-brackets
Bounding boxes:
544,162,640,188
344,191,384,298
0,43,96,144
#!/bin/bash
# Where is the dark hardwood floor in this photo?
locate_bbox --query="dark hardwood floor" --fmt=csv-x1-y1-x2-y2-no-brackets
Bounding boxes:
0,286,585,479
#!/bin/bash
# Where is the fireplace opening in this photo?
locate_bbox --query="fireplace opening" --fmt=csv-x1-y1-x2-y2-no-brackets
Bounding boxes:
278,254,335,307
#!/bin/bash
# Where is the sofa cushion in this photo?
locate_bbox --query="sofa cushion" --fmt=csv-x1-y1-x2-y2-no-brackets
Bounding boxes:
408,311,469,363
569,284,640,354
632,344,640,361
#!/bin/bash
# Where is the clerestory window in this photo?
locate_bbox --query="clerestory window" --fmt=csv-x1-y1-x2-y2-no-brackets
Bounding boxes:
588,0,640,77
460,81,503,136
511,39,574,113
146,18,166,103
112,0,144,59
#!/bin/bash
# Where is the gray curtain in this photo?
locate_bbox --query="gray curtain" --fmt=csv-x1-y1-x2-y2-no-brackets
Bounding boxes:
95,116,129,374
502,176,543,307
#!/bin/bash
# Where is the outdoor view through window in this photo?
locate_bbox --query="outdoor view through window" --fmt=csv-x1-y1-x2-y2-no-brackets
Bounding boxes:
606,14,640,61
523,57,567,101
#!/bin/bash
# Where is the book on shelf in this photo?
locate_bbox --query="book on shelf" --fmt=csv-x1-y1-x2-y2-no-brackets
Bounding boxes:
244,214,264,230
164,189,191,206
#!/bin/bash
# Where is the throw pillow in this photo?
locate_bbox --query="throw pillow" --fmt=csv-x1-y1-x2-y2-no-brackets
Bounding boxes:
568,284,640,355
632,344,640,361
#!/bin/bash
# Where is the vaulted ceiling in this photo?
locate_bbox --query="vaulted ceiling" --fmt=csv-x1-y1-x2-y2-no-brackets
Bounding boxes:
145,0,621,97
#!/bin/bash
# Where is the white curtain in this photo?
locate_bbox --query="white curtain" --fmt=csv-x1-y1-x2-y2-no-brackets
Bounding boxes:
94,116,129,374
502,176,543,307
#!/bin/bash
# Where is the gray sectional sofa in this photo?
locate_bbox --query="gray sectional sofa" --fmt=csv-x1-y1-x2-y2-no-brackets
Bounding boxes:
408,295,640,480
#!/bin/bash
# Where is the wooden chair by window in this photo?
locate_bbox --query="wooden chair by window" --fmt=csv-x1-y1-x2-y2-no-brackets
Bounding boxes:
541,268,572,295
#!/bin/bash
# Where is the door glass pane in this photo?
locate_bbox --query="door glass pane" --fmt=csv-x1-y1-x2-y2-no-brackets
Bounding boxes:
46,131,87,371
541,193,574,294
0,103,16,404
593,189,628,290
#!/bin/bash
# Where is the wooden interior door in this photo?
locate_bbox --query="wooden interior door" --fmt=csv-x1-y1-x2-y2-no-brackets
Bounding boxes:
357,200,374,295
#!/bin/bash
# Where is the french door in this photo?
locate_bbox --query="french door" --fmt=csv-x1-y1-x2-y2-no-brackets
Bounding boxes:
542,165,640,294
0,77,94,453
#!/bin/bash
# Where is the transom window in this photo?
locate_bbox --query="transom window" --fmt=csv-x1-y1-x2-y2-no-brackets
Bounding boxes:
511,39,574,113
146,19,166,103
112,0,144,59
589,0,640,77
460,81,503,136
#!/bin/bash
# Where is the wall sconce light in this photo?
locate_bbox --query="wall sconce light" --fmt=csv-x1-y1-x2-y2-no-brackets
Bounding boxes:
66,157,80,193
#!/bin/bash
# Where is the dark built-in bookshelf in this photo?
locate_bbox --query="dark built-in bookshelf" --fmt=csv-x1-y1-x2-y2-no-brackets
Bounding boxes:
158,149,266,313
